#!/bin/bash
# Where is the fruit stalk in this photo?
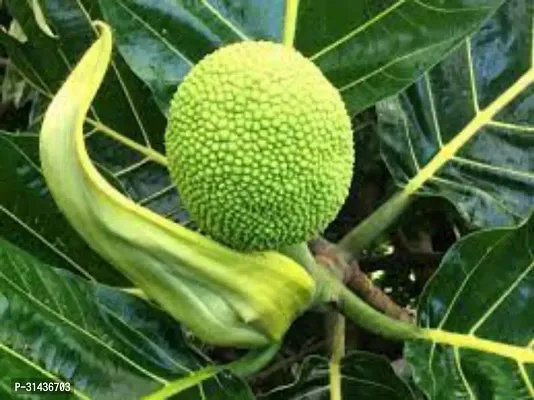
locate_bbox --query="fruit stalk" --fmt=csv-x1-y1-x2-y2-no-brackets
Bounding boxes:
284,243,424,341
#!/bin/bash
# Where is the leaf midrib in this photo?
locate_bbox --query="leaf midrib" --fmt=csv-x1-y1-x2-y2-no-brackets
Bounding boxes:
283,0,300,47
309,0,407,61
423,328,534,363
5,59,168,166
402,64,534,196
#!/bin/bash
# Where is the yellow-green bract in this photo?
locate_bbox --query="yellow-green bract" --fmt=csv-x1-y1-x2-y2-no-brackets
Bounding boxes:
39,22,315,348
165,41,354,251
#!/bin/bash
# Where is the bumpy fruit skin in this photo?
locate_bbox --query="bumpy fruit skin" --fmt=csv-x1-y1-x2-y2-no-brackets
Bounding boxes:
165,41,353,251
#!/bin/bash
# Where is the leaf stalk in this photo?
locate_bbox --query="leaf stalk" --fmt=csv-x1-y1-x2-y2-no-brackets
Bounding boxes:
283,0,300,47
337,191,413,260
329,314,345,400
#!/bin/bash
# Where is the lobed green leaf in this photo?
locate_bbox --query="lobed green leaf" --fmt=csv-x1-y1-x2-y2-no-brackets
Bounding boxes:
379,0,534,228
0,239,254,399
406,213,534,399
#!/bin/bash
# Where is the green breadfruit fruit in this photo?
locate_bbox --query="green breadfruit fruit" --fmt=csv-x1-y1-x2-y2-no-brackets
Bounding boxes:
165,41,354,251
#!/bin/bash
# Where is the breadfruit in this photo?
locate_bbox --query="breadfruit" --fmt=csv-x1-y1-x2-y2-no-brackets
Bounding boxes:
165,41,353,251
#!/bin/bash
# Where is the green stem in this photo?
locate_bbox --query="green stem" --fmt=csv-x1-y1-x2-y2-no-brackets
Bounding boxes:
281,242,329,304
283,243,423,341
143,345,280,399
283,0,300,47
227,344,281,378
337,191,413,260
332,272,423,340
282,246,534,361
329,314,345,400
120,287,149,300
142,366,219,400
281,242,319,272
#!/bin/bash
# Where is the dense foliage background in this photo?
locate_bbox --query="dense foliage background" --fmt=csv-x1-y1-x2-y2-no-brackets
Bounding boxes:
0,1,532,399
